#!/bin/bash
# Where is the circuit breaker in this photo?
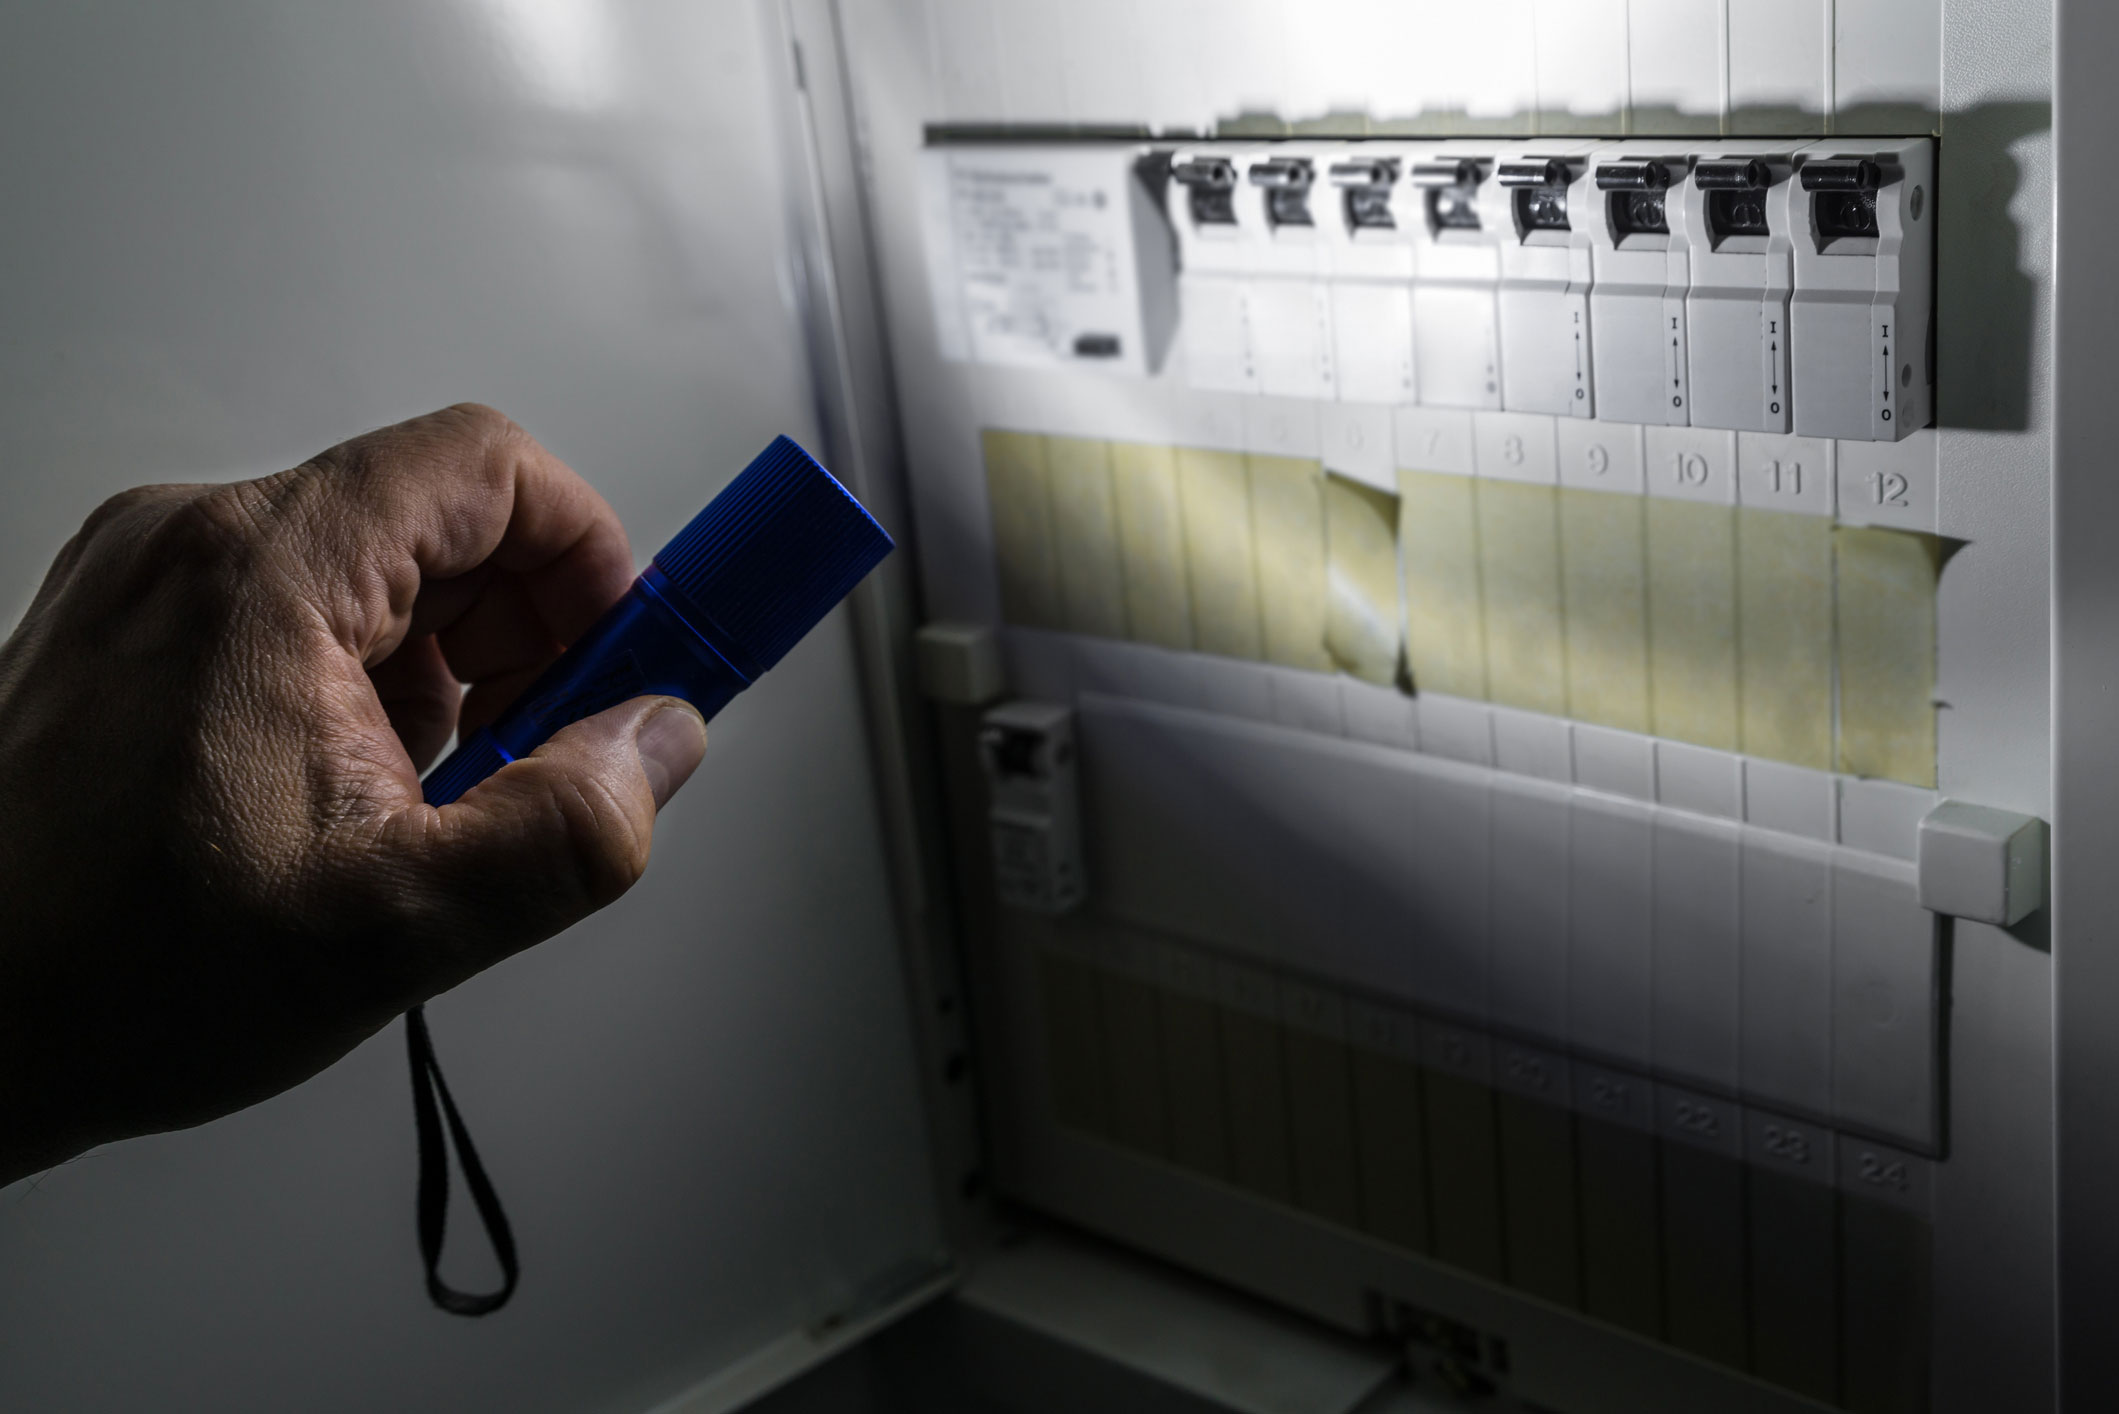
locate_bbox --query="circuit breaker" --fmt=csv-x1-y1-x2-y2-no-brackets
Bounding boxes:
978,700,1084,916
1789,138,1936,440
1680,142,1800,433
1489,142,1597,417
1321,145,1417,406
1235,145,1338,401
1406,146,1504,409
1585,143,1694,426
1168,145,1257,393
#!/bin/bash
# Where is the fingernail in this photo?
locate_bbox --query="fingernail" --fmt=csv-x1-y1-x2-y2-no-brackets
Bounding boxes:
636,700,708,808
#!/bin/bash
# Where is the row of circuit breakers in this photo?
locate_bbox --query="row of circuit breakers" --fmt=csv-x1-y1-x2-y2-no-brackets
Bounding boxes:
922,138,1933,443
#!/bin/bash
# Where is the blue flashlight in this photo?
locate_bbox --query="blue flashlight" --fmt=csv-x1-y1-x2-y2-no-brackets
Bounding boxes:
404,434,893,1318
419,434,894,807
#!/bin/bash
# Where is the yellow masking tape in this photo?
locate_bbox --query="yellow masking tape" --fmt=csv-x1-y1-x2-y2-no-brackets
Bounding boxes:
1177,447,1264,660
1324,475,1403,686
1045,436,1128,639
1559,488,1650,733
1398,470,1487,699
1110,441,1194,651
984,429,1062,630
1836,526,1940,787
1475,480,1568,717
1248,455,1333,672
990,430,1943,785
1646,497,1739,751
1737,508,1834,771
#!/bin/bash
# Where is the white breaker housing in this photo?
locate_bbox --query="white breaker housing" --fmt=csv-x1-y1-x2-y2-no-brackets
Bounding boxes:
917,143,1177,377
1487,141,1599,418
1320,142,1420,406
1679,140,1801,434
1233,143,1340,401
1788,137,1936,441
1167,143,1259,393
1585,141,1697,426
1405,143,1505,409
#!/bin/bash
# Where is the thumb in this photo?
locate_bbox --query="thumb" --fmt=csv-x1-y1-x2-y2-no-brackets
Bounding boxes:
389,695,707,976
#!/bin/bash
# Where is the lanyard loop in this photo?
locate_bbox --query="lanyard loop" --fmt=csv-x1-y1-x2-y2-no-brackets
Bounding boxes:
405,1006,519,1316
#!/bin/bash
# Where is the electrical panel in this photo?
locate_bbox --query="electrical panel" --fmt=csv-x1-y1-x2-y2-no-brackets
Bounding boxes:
907,128,1969,1414
867,0,2048,1405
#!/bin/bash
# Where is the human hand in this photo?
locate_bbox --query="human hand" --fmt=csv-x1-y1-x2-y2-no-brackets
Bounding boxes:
0,404,707,1185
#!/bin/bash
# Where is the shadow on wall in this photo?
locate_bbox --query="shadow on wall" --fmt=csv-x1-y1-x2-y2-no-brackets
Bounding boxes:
1933,99,2050,433
931,98,2051,435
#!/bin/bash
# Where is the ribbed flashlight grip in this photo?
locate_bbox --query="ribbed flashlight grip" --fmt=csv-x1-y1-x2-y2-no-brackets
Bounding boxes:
649,436,893,674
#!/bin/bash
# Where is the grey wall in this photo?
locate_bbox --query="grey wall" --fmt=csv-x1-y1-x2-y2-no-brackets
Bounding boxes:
0,2,941,1410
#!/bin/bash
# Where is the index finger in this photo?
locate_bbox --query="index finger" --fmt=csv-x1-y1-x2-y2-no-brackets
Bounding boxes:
240,403,635,667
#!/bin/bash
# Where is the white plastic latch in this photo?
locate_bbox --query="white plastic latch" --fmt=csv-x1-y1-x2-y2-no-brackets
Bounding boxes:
1915,799,2046,927
915,621,1004,706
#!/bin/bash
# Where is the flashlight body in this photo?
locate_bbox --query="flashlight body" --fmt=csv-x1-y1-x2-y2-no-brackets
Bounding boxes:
417,434,892,808
420,568,749,806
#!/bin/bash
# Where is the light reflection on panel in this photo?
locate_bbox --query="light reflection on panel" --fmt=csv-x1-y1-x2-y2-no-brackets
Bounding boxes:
1075,693,1941,1152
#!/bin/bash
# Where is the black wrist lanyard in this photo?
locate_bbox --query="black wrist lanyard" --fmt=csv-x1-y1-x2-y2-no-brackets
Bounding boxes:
404,1006,518,1315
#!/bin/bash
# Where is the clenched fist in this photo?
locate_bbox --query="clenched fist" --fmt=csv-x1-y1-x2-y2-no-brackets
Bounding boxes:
0,405,707,1185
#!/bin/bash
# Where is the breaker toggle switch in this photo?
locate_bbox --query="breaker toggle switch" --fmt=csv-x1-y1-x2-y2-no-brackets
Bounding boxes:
1694,158,1774,191
1596,160,1672,192
1790,138,1934,441
1599,161,1674,238
1174,155,1240,226
1250,155,1317,228
1330,156,1400,231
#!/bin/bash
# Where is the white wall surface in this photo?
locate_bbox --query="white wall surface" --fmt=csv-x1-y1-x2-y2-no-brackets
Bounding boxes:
913,0,1942,134
0,3,941,1410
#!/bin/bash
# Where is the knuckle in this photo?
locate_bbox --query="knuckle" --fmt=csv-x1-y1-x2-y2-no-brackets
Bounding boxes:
162,486,265,558
436,401,519,446
300,403,519,488
130,487,279,597
63,485,275,617
80,484,180,540
298,403,527,516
